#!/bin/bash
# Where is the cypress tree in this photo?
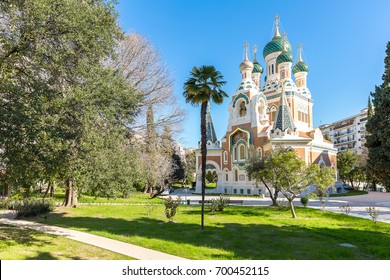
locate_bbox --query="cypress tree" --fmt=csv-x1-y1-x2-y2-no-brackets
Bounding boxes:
365,41,390,191
145,103,158,193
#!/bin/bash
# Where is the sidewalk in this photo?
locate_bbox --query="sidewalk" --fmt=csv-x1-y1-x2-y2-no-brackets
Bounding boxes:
0,211,185,260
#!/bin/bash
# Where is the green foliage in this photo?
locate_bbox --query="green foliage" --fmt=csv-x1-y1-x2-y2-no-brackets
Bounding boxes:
206,170,217,184
13,198,55,218
312,165,336,208
208,195,230,213
365,42,390,191
183,65,227,230
300,196,309,207
164,196,181,222
337,151,365,189
0,0,143,204
245,147,280,206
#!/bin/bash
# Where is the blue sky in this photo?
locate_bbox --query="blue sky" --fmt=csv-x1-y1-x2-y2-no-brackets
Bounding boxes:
117,0,390,148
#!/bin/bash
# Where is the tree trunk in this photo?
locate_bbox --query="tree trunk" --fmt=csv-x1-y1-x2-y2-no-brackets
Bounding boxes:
63,179,77,207
288,199,297,218
42,182,51,200
200,101,208,230
50,183,54,198
261,179,279,206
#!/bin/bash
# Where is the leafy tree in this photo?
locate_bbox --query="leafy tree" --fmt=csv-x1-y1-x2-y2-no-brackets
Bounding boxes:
183,65,227,230
365,42,390,191
246,149,280,206
269,148,317,218
0,0,141,205
144,103,158,194
337,151,365,189
184,150,196,186
312,165,336,209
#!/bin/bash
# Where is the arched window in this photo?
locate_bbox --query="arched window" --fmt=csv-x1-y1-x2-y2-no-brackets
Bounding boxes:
258,100,264,115
233,146,237,161
239,144,246,160
223,151,228,164
239,101,247,117
271,64,274,74
234,169,238,182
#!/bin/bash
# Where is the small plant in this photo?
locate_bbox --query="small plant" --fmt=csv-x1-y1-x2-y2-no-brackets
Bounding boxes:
164,196,181,223
208,195,230,213
339,203,352,215
366,206,379,224
300,196,309,207
277,201,290,211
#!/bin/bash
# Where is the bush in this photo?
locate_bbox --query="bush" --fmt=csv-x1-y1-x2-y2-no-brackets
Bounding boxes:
164,196,181,222
300,196,309,207
277,201,290,211
366,206,379,224
208,195,230,213
14,199,55,218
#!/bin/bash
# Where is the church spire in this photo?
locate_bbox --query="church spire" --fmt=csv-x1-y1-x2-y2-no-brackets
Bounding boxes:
272,81,296,134
206,103,218,144
274,15,281,37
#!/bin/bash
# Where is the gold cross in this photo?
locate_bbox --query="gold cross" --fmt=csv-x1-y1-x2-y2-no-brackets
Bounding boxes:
274,15,280,27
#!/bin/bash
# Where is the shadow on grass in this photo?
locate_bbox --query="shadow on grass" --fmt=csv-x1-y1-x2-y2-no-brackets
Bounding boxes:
43,208,390,260
0,225,52,248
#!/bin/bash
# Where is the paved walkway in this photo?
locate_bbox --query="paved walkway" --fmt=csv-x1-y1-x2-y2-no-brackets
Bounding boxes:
0,211,185,260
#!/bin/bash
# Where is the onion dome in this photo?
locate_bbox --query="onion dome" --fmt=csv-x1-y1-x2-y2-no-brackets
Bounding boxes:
292,61,309,74
293,44,309,74
263,26,292,58
239,59,254,72
276,50,293,65
252,61,263,74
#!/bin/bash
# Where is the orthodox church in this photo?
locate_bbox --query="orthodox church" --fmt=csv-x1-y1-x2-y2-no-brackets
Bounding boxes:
195,18,337,196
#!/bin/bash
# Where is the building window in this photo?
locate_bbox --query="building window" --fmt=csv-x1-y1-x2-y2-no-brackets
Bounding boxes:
271,64,274,74
234,189,237,194
223,151,228,164
234,169,238,181
239,144,246,160
225,173,228,182
233,146,237,161
224,188,228,194
239,101,247,117
247,189,251,195
240,189,244,195
281,70,285,79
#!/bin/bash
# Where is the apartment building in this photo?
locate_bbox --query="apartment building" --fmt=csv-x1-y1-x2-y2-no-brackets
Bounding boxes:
319,108,368,154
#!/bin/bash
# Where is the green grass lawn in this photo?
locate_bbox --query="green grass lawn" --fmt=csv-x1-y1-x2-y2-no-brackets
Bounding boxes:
0,224,133,260
52,188,163,205
28,204,390,260
330,190,369,197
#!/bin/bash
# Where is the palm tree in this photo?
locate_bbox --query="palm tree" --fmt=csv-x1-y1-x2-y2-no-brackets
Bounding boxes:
183,65,227,230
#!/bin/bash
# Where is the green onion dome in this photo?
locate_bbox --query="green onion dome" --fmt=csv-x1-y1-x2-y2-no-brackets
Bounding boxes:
292,61,309,74
252,61,264,74
263,35,292,59
276,50,294,65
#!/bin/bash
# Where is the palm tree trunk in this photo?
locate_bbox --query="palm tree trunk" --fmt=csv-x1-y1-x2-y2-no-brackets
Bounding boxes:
200,101,208,230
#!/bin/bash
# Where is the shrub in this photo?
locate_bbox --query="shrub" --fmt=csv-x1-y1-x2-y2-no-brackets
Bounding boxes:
164,196,181,222
277,201,291,211
208,195,230,213
339,203,352,215
14,199,55,218
300,196,309,207
366,206,379,224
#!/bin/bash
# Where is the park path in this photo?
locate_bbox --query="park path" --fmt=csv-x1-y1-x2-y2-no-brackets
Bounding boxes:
0,211,186,260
